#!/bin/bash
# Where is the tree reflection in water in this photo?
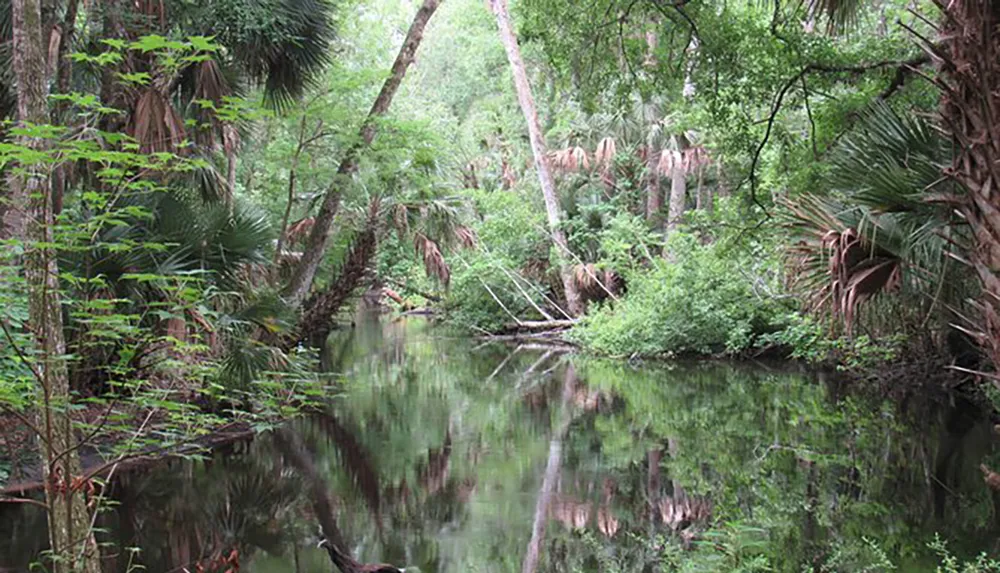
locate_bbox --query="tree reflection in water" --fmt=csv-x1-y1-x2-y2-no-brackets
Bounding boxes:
1,317,998,572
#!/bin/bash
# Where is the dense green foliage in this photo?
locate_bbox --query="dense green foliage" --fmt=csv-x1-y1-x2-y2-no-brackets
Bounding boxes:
3,0,1000,567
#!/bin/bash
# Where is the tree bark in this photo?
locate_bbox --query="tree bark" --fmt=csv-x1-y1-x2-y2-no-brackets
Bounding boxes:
666,135,688,235
284,199,380,349
489,0,584,316
938,0,1000,371
10,0,100,570
715,161,729,198
647,448,662,524
645,148,663,226
283,0,441,309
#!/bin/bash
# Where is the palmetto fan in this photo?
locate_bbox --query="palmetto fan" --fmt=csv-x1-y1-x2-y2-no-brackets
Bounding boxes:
782,101,961,332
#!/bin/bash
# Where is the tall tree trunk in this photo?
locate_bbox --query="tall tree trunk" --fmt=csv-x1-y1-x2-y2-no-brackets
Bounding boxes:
224,123,239,205
489,0,584,316
283,0,441,309
522,364,576,573
938,0,1000,371
666,135,688,235
715,161,729,199
645,148,663,225
695,163,711,213
10,0,100,570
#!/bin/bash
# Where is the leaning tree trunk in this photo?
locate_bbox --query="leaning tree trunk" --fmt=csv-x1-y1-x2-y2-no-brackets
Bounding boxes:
283,0,441,309
274,426,401,573
10,0,100,570
283,199,381,349
937,0,1000,371
489,0,584,316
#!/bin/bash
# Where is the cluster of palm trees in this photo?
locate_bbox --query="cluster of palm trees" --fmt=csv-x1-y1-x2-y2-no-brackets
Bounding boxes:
548,131,713,229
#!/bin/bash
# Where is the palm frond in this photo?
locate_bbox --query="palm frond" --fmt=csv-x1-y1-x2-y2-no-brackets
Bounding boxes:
131,89,187,154
594,137,617,169
808,0,862,33
657,149,683,176
414,232,450,286
453,225,478,249
551,146,590,172
219,0,337,108
782,100,966,333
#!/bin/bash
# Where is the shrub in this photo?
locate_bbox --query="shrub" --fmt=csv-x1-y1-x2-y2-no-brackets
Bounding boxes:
570,231,790,357
444,188,551,331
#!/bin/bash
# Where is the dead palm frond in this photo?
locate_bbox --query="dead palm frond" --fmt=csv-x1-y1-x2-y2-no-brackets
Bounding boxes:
685,145,710,171
454,225,478,249
284,217,315,245
551,146,590,172
594,137,617,169
784,196,902,331
414,232,450,286
391,203,410,240
571,263,624,302
656,149,683,176
131,88,186,154
501,159,517,189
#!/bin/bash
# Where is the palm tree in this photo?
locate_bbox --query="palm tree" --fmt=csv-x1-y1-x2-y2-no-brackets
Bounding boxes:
285,192,475,348
811,0,1000,370
782,102,968,340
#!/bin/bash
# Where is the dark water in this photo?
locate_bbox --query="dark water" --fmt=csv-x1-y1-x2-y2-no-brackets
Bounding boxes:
2,316,1000,572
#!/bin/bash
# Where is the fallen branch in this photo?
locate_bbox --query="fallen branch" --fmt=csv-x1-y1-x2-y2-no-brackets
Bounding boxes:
502,319,577,332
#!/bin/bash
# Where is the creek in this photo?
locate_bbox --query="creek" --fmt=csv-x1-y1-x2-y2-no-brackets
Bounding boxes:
1,315,998,571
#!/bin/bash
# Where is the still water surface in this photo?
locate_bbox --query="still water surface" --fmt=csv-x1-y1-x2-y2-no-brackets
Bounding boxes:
2,316,999,571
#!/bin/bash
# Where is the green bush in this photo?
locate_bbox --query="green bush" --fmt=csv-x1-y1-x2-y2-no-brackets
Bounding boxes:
444,188,551,331
758,312,908,370
570,231,790,357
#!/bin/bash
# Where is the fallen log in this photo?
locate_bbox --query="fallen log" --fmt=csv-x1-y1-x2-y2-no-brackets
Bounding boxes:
1,422,258,496
502,319,577,332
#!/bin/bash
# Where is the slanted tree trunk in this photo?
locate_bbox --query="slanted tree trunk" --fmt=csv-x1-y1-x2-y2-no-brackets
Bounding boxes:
666,135,688,235
489,0,584,316
283,0,441,309
284,199,381,349
10,0,100,570
936,0,1000,372
274,426,400,573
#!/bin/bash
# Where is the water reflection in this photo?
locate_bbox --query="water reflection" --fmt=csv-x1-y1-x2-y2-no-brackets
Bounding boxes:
1,316,998,572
